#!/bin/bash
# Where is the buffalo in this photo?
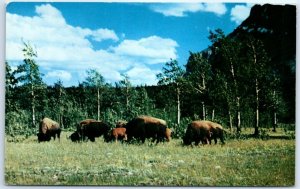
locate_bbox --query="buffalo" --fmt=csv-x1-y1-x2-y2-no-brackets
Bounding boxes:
71,120,110,142
107,127,127,143
183,120,225,146
37,117,61,142
125,115,167,144
165,128,172,142
69,131,80,142
77,119,97,131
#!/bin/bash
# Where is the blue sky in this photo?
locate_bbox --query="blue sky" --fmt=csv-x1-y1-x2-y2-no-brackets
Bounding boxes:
6,2,255,87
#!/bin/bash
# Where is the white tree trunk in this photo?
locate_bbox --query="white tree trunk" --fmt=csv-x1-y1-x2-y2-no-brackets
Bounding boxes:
236,97,241,133
229,110,233,132
202,101,206,120
97,88,100,121
253,79,260,135
31,83,36,129
212,109,215,121
176,85,181,125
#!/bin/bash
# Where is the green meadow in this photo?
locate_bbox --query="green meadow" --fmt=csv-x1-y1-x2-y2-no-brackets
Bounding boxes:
5,131,295,186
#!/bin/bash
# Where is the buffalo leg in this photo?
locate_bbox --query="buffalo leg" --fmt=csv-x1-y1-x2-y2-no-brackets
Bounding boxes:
214,137,217,144
57,130,61,142
220,131,225,144
141,137,146,143
89,137,95,142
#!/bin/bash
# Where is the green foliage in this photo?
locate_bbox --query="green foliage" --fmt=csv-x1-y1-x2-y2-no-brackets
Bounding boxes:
157,59,185,125
11,42,46,130
5,110,34,137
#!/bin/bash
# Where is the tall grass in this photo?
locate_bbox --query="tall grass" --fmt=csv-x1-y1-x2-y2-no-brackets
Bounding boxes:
5,132,295,186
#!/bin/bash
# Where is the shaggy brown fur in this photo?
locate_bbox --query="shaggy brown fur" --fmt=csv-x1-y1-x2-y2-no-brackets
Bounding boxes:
125,115,167,144
183,120,225,146
75,120,110,142
80,119,97,125
76,119,97,133
138,115,167,126
165,128,172,142
38,117,61,142
110,128,127,143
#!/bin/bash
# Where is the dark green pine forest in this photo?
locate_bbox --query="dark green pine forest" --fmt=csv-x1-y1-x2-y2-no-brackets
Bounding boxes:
5,4,296,139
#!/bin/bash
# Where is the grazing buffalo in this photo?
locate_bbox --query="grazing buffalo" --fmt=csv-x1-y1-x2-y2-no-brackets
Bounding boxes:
183,120,225,146
209,121,225,144
107,128,127,143
69,131,80,142
76,119,97,141
71,120,110,142
125,115,167,144
37,117,61,142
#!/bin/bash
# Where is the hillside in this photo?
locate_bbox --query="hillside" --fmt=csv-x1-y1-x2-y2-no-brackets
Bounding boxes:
234,4,296,121
195,4,296,122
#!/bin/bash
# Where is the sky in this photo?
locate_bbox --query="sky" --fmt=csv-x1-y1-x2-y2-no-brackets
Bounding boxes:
6,2,258,87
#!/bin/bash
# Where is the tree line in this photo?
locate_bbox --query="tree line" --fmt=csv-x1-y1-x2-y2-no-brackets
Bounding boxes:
5,29,294,138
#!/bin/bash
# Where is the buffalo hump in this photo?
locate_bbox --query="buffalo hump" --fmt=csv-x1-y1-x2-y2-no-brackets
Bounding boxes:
38,117,61,142
40,117,60,134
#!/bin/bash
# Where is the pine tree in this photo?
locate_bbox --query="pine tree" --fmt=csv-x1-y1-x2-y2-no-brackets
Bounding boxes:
15,42,46,130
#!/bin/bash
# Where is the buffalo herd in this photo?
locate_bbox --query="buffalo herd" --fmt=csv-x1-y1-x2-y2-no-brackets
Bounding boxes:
37,115,226,146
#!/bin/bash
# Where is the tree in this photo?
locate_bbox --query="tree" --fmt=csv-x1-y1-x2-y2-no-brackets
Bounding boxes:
5,61,17,111
84,69,105,121
135,86,153,115
15,42,46,129
242,35,271,136
157,59,185,125
5,61,19,135
186,52,212,120
269,74,281,132
53,80,67,128
115,74,136,119
209,29,243,133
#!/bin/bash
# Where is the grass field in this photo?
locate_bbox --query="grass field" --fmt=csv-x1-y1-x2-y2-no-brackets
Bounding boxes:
5,131,295,186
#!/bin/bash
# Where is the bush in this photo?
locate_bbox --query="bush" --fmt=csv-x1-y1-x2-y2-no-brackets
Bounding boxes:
171,117,192,139
5,110,35,137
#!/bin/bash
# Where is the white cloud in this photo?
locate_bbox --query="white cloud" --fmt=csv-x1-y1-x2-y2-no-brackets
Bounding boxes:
150,3,227,17
230,4,253,25
6,4,118,61
126,65,159,86
35,4,66,27
6,4,178,86
45,70,72,81
202,3,227,16
111,36,178,64
91,28,119,42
